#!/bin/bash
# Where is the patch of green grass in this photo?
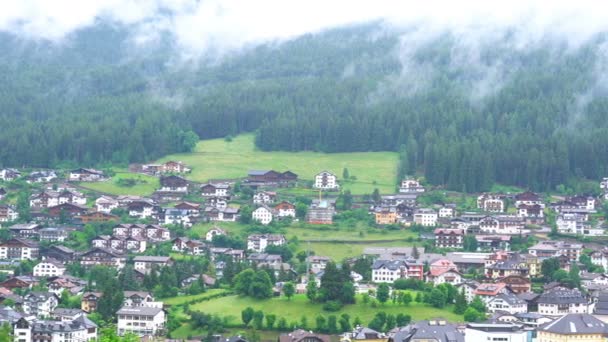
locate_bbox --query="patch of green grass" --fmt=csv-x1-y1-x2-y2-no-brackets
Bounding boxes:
302,241,415,261
164,289,230,306
189,294,462,326
490,183,524,194
78,171,159,196
158,134,398,194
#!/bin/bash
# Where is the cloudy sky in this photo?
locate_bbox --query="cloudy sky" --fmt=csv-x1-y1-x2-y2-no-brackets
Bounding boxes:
1,0,608,58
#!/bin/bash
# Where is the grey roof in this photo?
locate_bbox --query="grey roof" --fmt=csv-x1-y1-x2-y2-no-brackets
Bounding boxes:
53,308,84,316
133,256,171,263
0,305,23,323
117,306,163,316
491,293,526,306
538,287,587,305
540,314,607,335
466,323,525,333
594,291,608,315
392,320,464,342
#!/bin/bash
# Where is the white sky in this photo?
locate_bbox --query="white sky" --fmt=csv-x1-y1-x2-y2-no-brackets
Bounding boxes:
1,0,608,57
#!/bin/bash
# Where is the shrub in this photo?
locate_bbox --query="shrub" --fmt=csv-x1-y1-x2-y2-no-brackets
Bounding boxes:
322,300,343,312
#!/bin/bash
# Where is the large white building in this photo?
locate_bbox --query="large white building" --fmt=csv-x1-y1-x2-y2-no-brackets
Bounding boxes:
252,206,275,225
247,234,286,252
14,316,98,342
117,306,166,336
33,259,66,277
413,208,438,227
487,293,528,314
313,171,339,190
465,323,528,342
537,287,590,316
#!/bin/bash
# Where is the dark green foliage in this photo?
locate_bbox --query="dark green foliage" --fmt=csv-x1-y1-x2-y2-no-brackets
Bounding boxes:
376,283,390,304
242,307,255,325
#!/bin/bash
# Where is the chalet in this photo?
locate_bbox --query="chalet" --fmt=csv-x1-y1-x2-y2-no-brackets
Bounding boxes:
123,291,155,307
113,223,171,241
158,175,188,193
399,178,425,193
209,247,244,262
247,253,282,266
200,183,231,198
252,205,275,225
76,211,119,223
204,206,239,222
0,238,39,260
514,191,544,208
477,194,505,212
68,168,106,182
41,245,77,263
116,195,147,206
456,280,480,303
372,258,424,283
476,235,511,252
253,191,277,204
306,256,331,272
413,208,438,227
486,293,528,314
205,227,226,242
374,206,398,225
396,203,415,224
306,200,335,224
426,267,462,286
116,306,166,336
556,213,602,236
438,204,456,218
127,200,158,219
0,168,20,181
516,204,544,224
479,215,524,235
247,170,298,186
274,201,296,218
381,194,417,207
162,208,193,227
38,228,68,242
95,196,119,213
30,189,86,208
537,287,589,316
133,256,173,274
314,171,339,190
48,202,89,218
48,275,86,297
172,237,206,255
23,292,59,318
473,283,508,303
0,205,18,223
205,196,228,209
528,241,582,262
174,202,201,216
279,330,330,342
10,223,42,239
498,275,532,294
1,276,39,290
565,195,597,211
81,292,102,312
247,234,286,252
485,252,531,279
79,247,126,270
33,259,66,277
26,170,57,183
433,228,464,249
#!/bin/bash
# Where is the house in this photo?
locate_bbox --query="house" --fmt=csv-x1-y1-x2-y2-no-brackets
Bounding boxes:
33,259,66,278
473,283,509,303
485,252,531,279
172,237,206,255
252,205,275,225
434,228,464,249
247,234,286,252
95,196,119,213
68,168,106,182
52,307,86,321
374,206,398,225
398,178,425,193
475,235,511,252
537,314,608,342
133,256,173,274
307,256,331,273
123,291,155,307
275,201,296,218
42,245,77,263
206,226,227,242
81,292,102,312
23,292,59,318
390,320,463,342
48,202,89,218
314,171,339,190
163,208,193,227
0,238,39,260
516,204,544,224
556,212,601,236
438,204,456,218
200,183,231,198
528,241,582,262
9,223,42,239
306,199,335,224
38,227,68,242
456,280,480,303
26,170,57,183
79,248,126,270
14,316,97,342
478,215,524,235
537,287,589,316
371,258,424,283
112,223,171,241
116,306,166,336
0,205,18,223
514,191,544,208
247,253,283,268
487,293,528,314
246,170,298,186
279,329,330,342
174,201,201,216
209,248,245,262
204,206,240,222
143,160,190,174
413,208,437,227
498,275,532,294
465,322,528,342
477,194,506,212
344,326,385,342
47,275,86,297
565,195,597,211
592,249,608,270
158,175,189,193
426,268,462,286
253,191,277,204
127,200,157,219
0,168,20,181
382,194,418,207
1,275,39,290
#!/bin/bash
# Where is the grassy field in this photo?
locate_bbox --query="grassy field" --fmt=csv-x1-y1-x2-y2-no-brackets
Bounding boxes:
78,171,159,196
189,294,463,326
158,134,398,194
163,289,231,306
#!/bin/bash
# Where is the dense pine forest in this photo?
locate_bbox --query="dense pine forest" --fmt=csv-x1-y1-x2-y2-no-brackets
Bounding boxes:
2,22,608,192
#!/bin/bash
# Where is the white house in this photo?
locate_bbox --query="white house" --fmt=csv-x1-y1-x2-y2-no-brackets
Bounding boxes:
14,316,97,342
68,168,106,182
23,292,59,318
247,234,286,252
0,205,18,223
537,287,590,316
487,293,528,314
413,208,438,226
438,205,456,218
274,201,296,218
0,238,39,260
0,168,20,181
253,191,276,204
426,269,463,286
314,171,339,190
477,194,506,212
116,306,166,336
252,206,275,225
399,179,425,193
33,259,66,277
96,196,119,213
133,256,173,274
465,323,528,342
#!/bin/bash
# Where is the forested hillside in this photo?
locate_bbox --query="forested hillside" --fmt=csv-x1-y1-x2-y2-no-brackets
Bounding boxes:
1,21,608,192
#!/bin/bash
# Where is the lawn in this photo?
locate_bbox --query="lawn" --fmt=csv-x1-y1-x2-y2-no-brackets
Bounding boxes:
163,289,231,306
77,171,159,196
301,241,416,261
157,134,399,194
189,294,463,326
